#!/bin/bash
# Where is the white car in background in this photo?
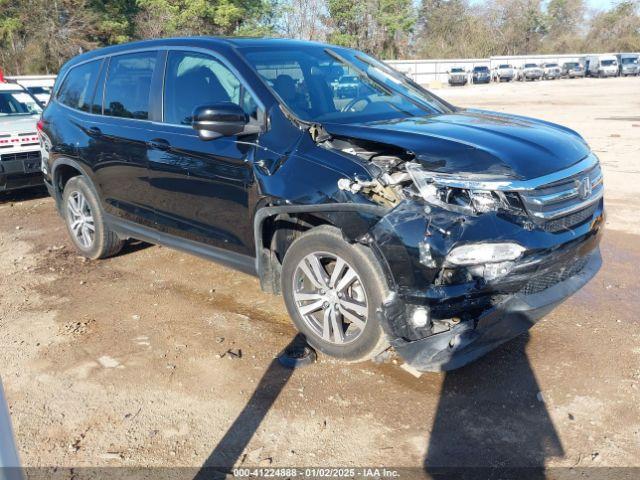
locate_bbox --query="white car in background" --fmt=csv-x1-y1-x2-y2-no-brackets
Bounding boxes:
518,63,544,81
0,82,43,193
493,64,515,82
542,62,561,80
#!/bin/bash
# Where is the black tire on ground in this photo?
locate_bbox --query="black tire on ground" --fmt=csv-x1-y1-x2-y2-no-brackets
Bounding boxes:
281,225,390,363
62,176,124,260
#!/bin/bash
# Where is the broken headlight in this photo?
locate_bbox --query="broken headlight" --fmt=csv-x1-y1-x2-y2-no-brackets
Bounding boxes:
446,242,526,282
446,242,526,266
405,163,521,215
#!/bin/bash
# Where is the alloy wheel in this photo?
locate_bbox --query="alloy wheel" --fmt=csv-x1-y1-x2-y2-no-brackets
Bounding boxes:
67,190,95,249
292,252,368,345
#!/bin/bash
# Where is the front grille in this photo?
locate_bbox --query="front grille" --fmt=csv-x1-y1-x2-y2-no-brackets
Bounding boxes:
520,256,588,295
541,203,598,232
519,160,603,230
0,151,41,162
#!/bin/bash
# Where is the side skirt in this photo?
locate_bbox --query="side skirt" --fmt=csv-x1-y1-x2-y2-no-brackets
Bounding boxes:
105,214,257,277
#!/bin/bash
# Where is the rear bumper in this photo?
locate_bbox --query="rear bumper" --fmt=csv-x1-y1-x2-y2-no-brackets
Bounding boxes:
390,247,601,371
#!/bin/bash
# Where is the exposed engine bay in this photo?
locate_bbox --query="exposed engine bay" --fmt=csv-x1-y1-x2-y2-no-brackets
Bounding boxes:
323,134,527,219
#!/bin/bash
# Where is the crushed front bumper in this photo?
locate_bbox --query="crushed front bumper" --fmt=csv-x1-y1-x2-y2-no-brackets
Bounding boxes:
387,248,601,371
369,195,604,372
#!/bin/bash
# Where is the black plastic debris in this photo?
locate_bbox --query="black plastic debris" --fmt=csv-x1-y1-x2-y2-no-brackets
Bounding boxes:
277,334,316,369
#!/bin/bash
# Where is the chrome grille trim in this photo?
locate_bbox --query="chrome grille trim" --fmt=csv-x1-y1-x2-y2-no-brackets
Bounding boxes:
526,187,603,220
520,164,604,221
519,161,604,220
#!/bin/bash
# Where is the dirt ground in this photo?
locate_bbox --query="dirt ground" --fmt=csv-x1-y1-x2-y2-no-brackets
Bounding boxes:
1,77,639,474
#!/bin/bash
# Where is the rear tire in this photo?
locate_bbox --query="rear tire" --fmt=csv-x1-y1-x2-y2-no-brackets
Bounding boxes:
281,226,389,362
62,176,124,260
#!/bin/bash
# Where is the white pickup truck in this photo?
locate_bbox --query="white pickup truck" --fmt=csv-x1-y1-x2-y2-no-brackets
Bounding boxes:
0,82,43,193
518,63,544,81
493,64,515,82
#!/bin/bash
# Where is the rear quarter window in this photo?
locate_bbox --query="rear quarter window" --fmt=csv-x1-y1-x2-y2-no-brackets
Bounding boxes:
57,60,102,112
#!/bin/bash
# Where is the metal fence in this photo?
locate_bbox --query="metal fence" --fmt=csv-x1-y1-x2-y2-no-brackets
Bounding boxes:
385,53,638,85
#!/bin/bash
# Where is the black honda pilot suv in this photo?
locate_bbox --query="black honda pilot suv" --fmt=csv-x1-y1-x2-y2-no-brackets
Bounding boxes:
39,38,604,372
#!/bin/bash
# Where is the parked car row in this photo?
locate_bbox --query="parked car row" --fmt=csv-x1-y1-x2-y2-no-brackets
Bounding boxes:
448,53,639,86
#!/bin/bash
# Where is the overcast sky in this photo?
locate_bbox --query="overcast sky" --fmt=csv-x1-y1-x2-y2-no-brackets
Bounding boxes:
585,0,618,9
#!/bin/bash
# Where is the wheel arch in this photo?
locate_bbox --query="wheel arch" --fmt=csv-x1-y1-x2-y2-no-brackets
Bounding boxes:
51,158,96,206
253,203,395,295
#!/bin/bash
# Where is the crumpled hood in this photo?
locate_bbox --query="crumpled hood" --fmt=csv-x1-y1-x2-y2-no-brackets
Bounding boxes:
0,115,39,135
323,109,590,180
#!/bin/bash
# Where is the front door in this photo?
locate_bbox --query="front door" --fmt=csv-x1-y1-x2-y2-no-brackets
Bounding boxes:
147,50,264,256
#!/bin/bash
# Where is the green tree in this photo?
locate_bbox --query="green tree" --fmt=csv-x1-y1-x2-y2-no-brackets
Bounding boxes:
543,0,586,53
417,0,496,58
374,0,415,58
134,0,271,38
326,0,366,48
90,0,139,44
586,0,640,52
0,0,100,74
327,0,414,57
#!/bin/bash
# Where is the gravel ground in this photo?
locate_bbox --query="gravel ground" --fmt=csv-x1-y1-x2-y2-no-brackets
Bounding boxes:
0,77,639,474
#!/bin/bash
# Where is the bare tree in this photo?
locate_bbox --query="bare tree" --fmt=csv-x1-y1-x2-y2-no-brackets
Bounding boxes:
280,0,328,41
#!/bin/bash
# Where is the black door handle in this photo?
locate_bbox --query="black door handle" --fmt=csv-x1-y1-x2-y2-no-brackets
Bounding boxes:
88,126,102,137
147,138,171,151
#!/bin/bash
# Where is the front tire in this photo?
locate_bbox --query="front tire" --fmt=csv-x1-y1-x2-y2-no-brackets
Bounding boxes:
62,176,124,259
281,226,389,362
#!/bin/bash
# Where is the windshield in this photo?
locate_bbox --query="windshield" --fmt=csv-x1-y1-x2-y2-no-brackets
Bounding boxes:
564,63,579,68
498,65,511,69
474,67,489,72
524,64,538,68
546,64,558,68
622,57,638,64
451,68,465,73
601,60,616,66
240,46,453,124
0,90,42,116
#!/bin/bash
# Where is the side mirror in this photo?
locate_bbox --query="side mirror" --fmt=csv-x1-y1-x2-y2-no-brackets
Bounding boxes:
192,103,248,140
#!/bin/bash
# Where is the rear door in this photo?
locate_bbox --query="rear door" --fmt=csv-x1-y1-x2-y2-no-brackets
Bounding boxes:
89,50,160,226
146,49,264,256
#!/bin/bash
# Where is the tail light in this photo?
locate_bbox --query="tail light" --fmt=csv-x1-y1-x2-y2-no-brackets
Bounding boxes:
37,119,44,132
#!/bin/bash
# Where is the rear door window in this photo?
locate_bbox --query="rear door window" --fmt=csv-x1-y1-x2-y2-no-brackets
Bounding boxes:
57,60,102,112
104,52,157,120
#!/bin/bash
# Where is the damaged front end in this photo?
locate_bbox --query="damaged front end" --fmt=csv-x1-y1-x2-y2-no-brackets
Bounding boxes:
313,131,604,372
